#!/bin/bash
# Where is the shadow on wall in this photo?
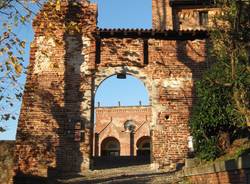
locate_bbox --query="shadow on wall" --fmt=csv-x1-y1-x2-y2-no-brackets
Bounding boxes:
174,39,210,164
50,2,84,174
14,2,90,183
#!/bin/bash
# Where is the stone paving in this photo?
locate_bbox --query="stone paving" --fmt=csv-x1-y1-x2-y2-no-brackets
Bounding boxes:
56,164,186,184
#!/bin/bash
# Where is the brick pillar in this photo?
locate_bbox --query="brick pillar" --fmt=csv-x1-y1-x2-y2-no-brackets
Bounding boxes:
95,133,99,156
130,132,135,156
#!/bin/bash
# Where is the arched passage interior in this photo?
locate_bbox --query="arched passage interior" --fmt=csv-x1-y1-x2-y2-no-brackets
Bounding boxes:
93,74,151,158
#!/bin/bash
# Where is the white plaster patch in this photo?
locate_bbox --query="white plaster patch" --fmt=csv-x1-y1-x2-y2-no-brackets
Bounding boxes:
127,54,138,62
34,36,56,74
82,36,91,49
84,90,91,97
80,60,90,74
80,88,92,123
163,79,183,89
151,79,165,128
80,36,91,74
47,37,56,47
163,77,192,89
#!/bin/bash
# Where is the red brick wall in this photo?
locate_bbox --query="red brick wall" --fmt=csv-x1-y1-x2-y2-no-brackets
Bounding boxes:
94,106,151,156
188,169,250,184
152,0,219,30
173,6,220,30
15,0,97,176
95,38,209,168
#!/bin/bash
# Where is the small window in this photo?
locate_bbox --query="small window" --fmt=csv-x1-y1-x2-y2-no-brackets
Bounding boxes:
199,11,208,26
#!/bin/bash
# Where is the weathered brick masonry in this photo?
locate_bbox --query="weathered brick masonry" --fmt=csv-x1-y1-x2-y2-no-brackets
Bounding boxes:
15,0,216,178
152,0,219,30
184,155,250,184
94,27,210,167
188,170,250,184
15,0,97,176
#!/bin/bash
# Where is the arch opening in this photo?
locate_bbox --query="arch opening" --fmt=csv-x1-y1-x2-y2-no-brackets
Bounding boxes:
136,136,151,157
93,73,152,167
93,74,151,159
101,137,120,157
94,74,150,107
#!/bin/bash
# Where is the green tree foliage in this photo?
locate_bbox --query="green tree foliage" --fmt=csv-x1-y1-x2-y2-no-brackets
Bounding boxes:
190,0,250,160
210,0,250,125
190,63,247,160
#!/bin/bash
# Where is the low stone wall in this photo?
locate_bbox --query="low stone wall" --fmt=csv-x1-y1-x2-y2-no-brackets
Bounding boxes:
0,141,15,184
184,155,250,184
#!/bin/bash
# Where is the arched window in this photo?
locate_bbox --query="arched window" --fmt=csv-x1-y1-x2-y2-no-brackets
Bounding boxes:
101,137,120,157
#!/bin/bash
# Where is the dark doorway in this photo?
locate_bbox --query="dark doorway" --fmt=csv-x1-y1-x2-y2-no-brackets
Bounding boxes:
101,137,120,157
137,136,151,157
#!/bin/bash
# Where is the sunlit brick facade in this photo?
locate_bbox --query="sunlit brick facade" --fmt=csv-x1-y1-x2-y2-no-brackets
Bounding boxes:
14,0,219,178
94,106,151,157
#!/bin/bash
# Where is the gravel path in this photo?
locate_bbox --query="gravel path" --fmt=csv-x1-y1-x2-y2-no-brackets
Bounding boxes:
56,165,185,184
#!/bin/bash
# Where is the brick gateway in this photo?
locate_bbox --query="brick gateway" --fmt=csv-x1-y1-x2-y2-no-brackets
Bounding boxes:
14,0,217,177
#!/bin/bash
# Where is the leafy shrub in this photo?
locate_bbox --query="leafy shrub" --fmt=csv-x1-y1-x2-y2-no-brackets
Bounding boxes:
190,63,248,160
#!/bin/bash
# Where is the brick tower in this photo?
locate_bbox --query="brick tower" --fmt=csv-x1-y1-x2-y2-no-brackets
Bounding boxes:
14,0,97,178
152,0,173,29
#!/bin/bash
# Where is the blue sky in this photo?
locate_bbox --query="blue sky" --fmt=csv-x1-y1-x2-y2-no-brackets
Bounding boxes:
92,0,151,28
0,0,152,140
95,75,149,107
